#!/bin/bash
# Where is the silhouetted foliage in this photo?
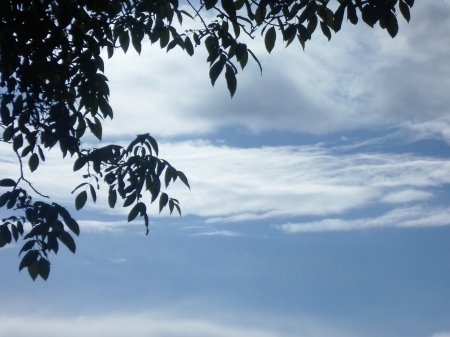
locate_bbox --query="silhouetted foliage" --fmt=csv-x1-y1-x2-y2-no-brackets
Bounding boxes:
0,0,414,280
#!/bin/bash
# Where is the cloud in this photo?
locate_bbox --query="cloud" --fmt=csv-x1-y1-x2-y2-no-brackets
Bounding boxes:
100,1,450,138
191,230,242,237
0,313,354,337
2,141,449,225
277,205,450,233
381,189,433,203
432,332,450,337
161,141,450,221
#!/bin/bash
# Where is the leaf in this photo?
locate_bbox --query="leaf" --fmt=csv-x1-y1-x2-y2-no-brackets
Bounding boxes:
128,203,141,222
119,31,130,53
38,258,50,281
71,182,88,194
160,27,170,48
264,27,276,53
73,157,87,171
65,218,80,236
184,36,194,56
19,240,35,256
19,249,39,271
28,260,39,281
174,203,181,217
21,145,33,157
248,49,262,74
87,118,102,140
123,192,136,207
169,199,174,215
399,0,410,22
28,153,39,172
58,231,76,253
404,0,414,7
2,125,13,142
146,135,159,155
333,3,346,32
37,146,45,161
177,171,190,189
159,192,169,213
89,184,97,203
0,192,10,207
204,0,218,10
166,39,178,52
386,12,398,38
13,134,23,151
320,21,332,40
11,224,18,242
75,191,87,210
225,64,237,97
108,188,117,208
209,55,226,86
165,167,172,188
347,2,358,25
0,179,16,187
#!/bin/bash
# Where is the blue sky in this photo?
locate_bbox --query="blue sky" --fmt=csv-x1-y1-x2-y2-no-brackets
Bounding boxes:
1,1,450,336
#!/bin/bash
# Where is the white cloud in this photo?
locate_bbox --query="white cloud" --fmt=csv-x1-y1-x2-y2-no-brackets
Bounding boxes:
191,230,242,237
2,141,449,225
381,189,433,203
0,313,354,337
277,205,450,233
100,1,450,137
432,332,450,337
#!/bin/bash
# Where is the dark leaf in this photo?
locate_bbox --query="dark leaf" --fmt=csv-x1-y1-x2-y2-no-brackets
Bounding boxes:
19,240,35,256
108,188,117,208
58,231,76,253
174,203,181,217
0,179,16,187
13,134,23,151
28,260,39,281
73,157,87,171
333,3,346,32
265,27,276,53
225,64,237,97
123,192,137,207
347,2,358,25
65,218,80,236
159,192,169,213
89,184,97,203
399,0,411,22
128,202,141,222
169,199,174,215
37,146,45,161
177,171,190,189
29,153,39,172
119,31,130,53
386,12,399,38
320,21,332,40
38,258,50,281
11,224,18,242
185,36,194,56
75,191,87,210
19,249,39,271
160,27,170,48
204,0,218,10
209,56,226,86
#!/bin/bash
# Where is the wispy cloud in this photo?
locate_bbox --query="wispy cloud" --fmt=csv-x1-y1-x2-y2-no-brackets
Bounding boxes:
191,230,242,237
380,189,433,203
0,313,355,337
277,205,450,233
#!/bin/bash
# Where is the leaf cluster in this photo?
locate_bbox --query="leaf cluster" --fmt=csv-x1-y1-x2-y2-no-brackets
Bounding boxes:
0,0,416,279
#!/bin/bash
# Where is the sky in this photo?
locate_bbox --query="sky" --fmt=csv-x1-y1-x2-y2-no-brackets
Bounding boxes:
1,1,450,336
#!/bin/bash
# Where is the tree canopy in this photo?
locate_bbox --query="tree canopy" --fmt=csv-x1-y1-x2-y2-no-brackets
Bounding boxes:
0,0,415,280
